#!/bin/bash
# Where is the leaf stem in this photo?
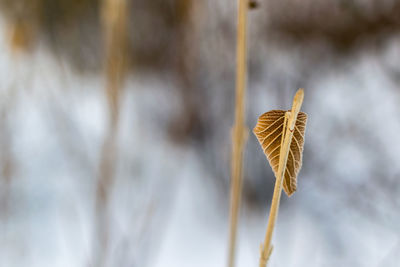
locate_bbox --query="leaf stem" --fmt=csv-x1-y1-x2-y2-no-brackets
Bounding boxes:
259,89,304,267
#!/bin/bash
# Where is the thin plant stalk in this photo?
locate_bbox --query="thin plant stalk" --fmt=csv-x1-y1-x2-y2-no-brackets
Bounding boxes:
259,89,304,267
227,0,249,266
93,0,127,266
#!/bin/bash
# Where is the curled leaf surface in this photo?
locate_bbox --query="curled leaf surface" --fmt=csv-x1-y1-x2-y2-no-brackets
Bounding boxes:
253,110,307,196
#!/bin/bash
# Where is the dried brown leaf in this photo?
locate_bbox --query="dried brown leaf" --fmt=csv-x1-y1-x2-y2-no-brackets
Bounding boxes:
253,110,307,196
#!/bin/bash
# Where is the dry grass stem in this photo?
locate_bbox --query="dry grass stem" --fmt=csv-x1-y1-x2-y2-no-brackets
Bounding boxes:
227,0,249,267
93,0,128,266
102,0,128,125
254,89,306,267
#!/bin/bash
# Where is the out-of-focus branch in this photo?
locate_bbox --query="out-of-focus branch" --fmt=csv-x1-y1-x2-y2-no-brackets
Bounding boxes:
92,0,127,266
167,0,201,144
102,0,127,125
0,105,14,221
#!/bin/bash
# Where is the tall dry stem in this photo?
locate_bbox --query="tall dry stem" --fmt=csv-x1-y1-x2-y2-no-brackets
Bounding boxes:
259,89,304,267
227,0,249,266
93,0,127,266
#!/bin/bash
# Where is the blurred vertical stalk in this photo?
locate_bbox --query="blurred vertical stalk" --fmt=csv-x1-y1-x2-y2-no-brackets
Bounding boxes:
102,0,128,125
228,0,249,267
0,106,14,222
93,0,127,266
170,0,198,143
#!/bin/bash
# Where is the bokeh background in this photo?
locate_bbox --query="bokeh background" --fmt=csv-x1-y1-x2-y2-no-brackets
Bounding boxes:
0,0,399,266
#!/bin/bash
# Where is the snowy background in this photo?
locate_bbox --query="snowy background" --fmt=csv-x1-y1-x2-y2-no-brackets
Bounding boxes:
0,1,400,267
